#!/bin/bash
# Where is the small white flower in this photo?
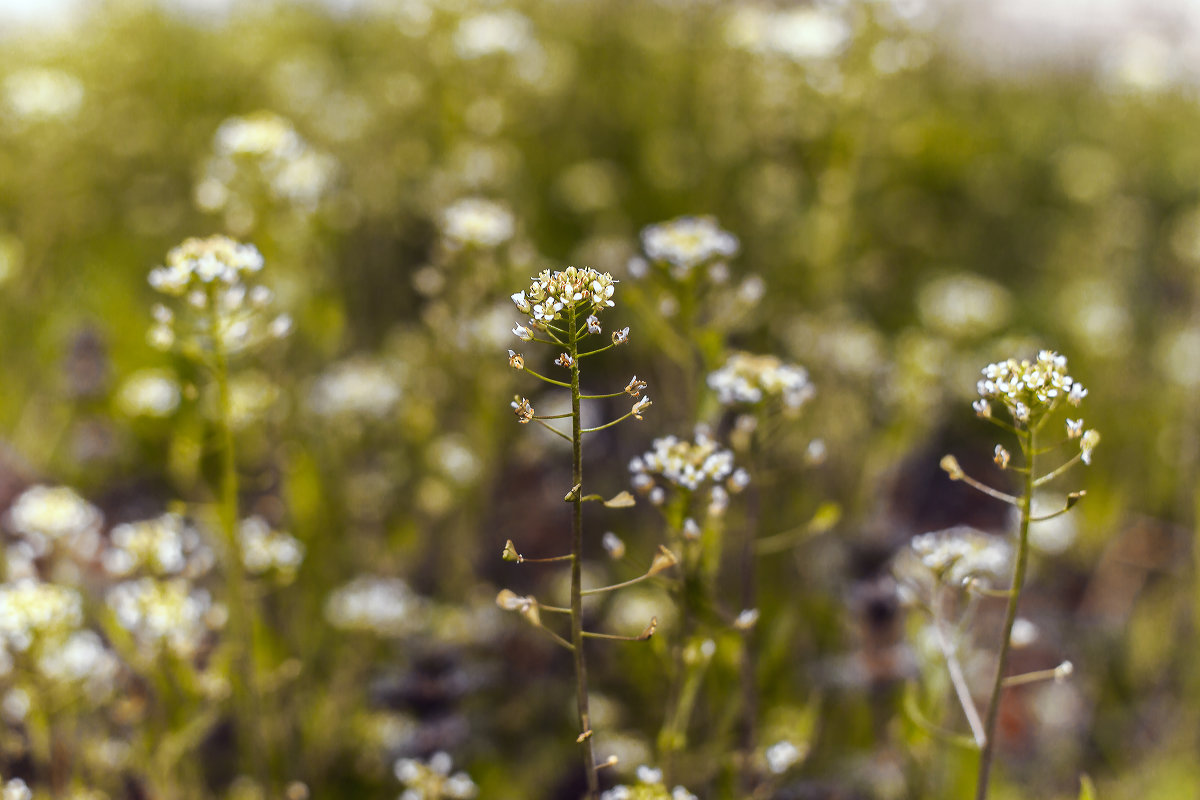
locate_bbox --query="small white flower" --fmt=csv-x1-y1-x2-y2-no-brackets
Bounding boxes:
511,291,531,313
972,399,991,418
1068,383,1088,406
587,315,602,335
682,518,701,540
1066,418,1083,439
612,326,630,345
631,395,652,420
512,323,533,341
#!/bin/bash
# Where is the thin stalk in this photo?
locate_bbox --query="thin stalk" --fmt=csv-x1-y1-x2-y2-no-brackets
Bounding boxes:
974,428,1034,800
524,367,572,388
737,464,761,797
582,411,635,434
208,292,266,788
568,306,600,798
933,588,986,748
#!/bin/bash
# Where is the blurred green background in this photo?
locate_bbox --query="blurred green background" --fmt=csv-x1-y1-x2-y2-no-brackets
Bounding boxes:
1,0,1199,798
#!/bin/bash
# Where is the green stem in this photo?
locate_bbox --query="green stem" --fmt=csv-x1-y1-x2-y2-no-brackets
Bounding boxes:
210,305,266,788
568,306,600,798
975,428,1034,800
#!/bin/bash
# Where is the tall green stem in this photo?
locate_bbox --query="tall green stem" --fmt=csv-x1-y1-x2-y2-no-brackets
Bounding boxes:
568,306,600,798
210,304,265,785
975,428,1034,800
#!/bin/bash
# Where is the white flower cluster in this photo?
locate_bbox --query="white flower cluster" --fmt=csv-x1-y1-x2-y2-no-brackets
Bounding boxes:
0,579,83,653
7,484,102,560
511,266,618,327
707,352,815,409
640,216,739,276
975,350,1086,421
149,235,264,294
630,431,742,505
909,527,1011,588
441,197,515,249
600,765,698,800
148,235,292,356
308,357,403,419
116,369,182,418
103,513,214,579
238,516,305,578
195,112,336,214
107,578,214,658
2,68,84,122
37,630,120,700
324,576,427,637
395,751,478,800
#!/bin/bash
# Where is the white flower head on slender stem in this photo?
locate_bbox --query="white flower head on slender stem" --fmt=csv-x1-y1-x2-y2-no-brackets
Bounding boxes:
518,266,618,328
975,350,1084,425
587,315,602,335
640,216,739,275
1066,418,1083,439
149,235,288,357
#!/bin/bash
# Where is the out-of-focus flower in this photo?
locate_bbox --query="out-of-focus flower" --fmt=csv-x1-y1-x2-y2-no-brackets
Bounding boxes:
148,236,290,357
630,431,736,497
107,578,213,658
37,630,120,700
308,357,402,419
454,10,537,60
640,216,738,276
325,576,427,637
707,352,815,409
238,516,304,578
916,273,1012,338
116,369,182,418
395,751,478,800
725,6,851,62
3,68,83,122
0,579,83,653
765,739,803,774
103,513,213,579
195,111,336,216
600,763,698,800
907,527,1011,588
7,485,102,560
441,197,515,248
